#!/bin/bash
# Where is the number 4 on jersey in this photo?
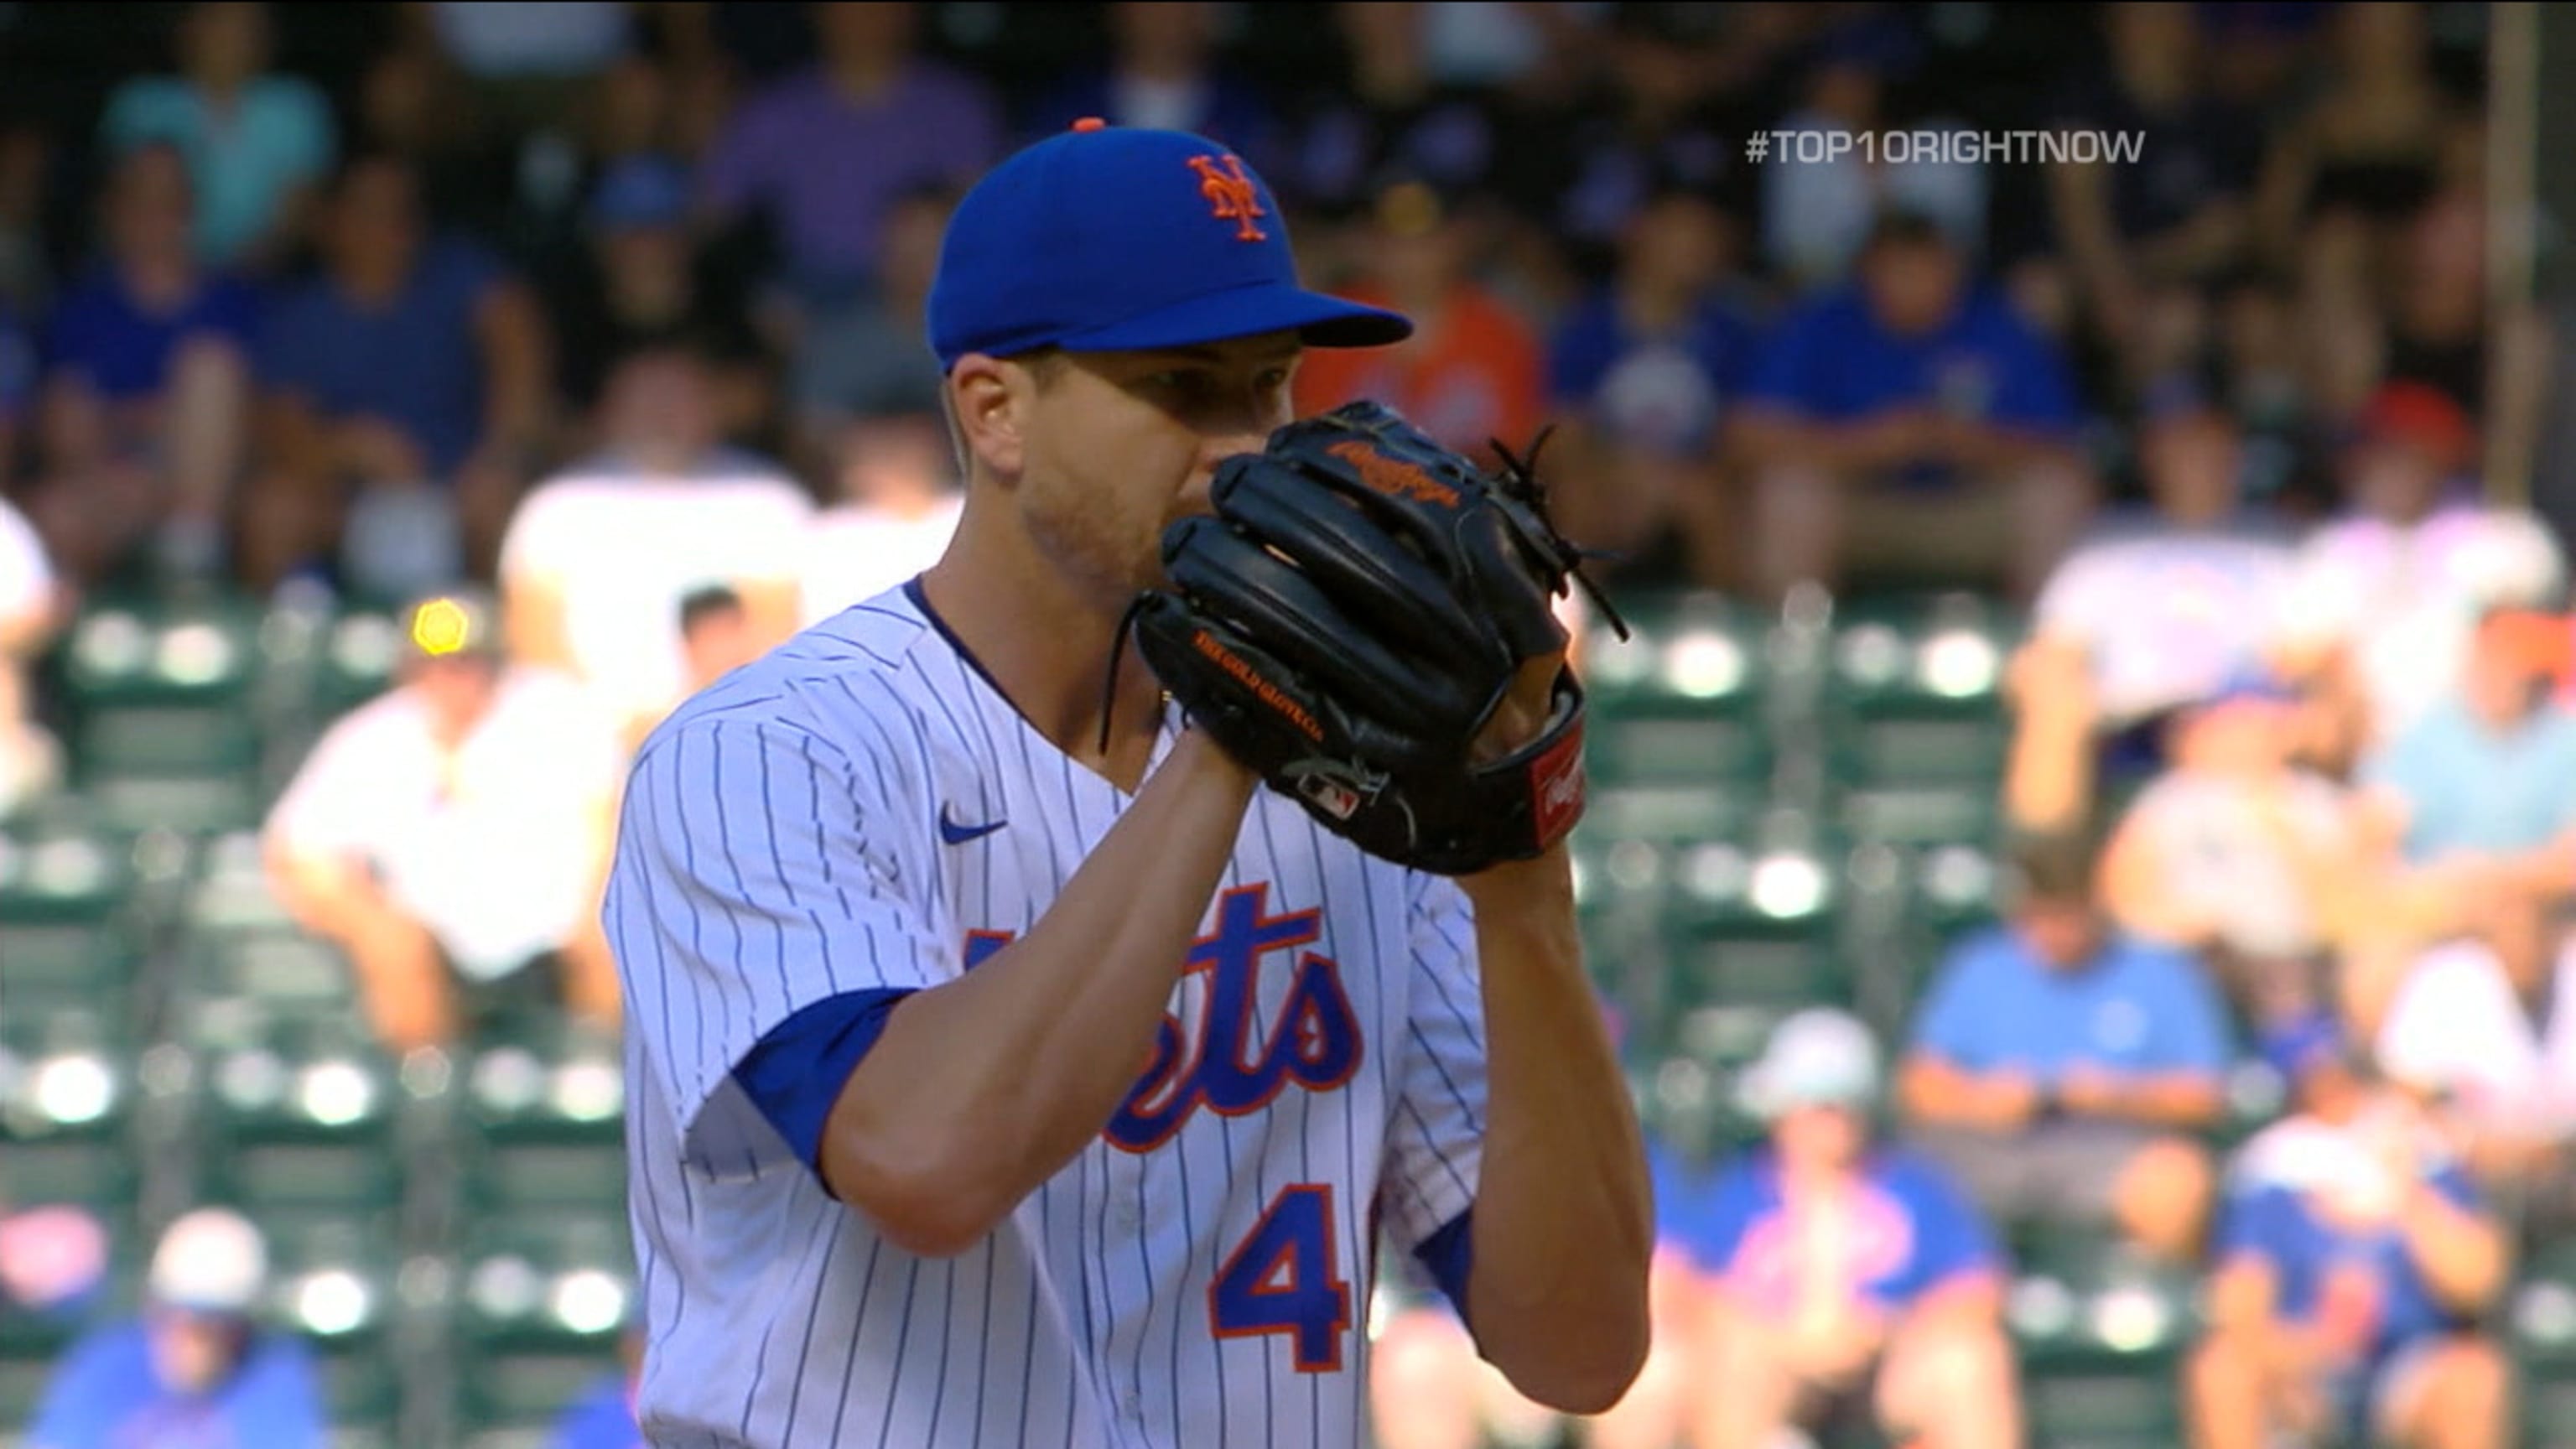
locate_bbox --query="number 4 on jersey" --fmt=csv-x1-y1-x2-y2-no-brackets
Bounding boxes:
1208,1184,1351,1373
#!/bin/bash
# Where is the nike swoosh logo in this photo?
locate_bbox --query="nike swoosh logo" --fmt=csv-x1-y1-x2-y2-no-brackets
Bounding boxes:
939,805,1008,846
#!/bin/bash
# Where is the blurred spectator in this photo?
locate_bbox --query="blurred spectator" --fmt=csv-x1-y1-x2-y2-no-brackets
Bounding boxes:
97,1,335,275
1543,186,1759,588
548,155,770,438
2272,382,2566,754
1291,179,1545,465
2190,1015,2513,1449
1271,3,1502,226
799,411,962,627
548,1324,645,1448
2377,893,2576,1235
677,583,762,694
2252,2,2472,304
1587,1009,2021,1449
0,124,54,312
697,0,1004,305
2355,606,2576,887
0,491,61,818
2384,186,2493,433
29,143,254,587
424,0,636,143
1023,3,1278,164
1512,3,1750,285
27,1208,326,1448
2024,385,2299,739
263,590,626,1055
1760,18,1985,296
2097,669,2367,1029
245,149,553,598
1731,210,2094,606
351,33,522,248
498,343,810,751
1897,828,2227,1262
2044,5,2262,370
788,184,951,474
2384,184,2555,501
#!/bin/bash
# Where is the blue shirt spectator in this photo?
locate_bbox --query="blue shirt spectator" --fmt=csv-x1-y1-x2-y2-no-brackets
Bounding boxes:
98,4,335,268
1740,278,2083,490
2216,1168,2484,1368
28,1318,326,1448
1912,925,2235,1087
257,233,510,478
1550,286,1758,461
44,263,259,402
2364,694,2576,865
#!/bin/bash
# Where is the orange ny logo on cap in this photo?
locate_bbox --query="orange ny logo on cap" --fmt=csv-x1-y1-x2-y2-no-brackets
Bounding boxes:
1186,153,1267,242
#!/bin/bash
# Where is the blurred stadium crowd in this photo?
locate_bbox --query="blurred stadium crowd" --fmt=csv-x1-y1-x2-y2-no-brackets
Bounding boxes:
0,1,2573,1446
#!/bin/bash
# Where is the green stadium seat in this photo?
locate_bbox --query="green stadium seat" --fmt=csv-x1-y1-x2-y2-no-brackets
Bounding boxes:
188,1000,408,1230
1654,825,1852,1056
450,1214,635,1444
460,1020,628,1220
0,823,144,1026
311,609,405,724
1820,593,2022,848
2005,1222,2196,1449
258,1215,408,1446
1581,590,1774,790
58,602,269,834
0,1008,143,1220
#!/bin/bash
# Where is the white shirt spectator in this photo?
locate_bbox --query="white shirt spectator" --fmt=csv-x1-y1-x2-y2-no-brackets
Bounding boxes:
265,666,624,980
799,493,965,628
2274,505,2567,743
501,448,813,728
2376,933,2576,1143
2115,767,2350,960
2036,517,2301,726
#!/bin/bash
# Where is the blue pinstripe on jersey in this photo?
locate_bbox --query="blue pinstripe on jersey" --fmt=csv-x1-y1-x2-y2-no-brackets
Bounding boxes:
604,584,1493,1447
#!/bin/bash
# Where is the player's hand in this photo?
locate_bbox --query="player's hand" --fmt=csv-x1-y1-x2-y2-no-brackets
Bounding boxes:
1125,400,1618,877
1472,652,1570,766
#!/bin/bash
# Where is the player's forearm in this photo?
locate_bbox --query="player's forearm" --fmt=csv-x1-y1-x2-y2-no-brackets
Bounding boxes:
1454,845,1653,1415
820,731,1258,1257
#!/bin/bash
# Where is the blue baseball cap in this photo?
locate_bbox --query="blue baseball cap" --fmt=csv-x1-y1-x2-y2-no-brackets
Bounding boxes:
926,120,1412,371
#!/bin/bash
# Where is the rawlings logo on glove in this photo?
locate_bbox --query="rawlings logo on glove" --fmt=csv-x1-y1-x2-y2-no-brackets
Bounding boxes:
1114,401,1628,876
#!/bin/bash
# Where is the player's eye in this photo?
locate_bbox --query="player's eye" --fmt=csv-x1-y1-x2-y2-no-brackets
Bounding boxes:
1254,366,1292,394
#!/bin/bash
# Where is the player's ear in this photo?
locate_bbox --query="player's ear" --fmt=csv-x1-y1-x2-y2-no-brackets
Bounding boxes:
947,355,1026,481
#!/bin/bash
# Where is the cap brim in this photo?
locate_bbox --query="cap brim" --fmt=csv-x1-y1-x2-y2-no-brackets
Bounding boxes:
1056,282,1412,355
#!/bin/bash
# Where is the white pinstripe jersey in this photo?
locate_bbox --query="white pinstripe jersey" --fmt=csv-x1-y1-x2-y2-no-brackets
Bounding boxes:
603,581,1491,1448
